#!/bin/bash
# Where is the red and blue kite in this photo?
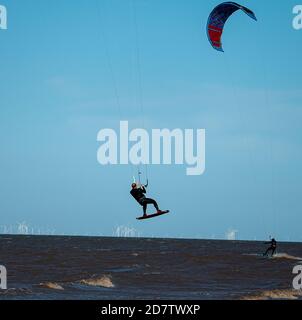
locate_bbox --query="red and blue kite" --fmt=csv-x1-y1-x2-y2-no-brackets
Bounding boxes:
207,2,257,52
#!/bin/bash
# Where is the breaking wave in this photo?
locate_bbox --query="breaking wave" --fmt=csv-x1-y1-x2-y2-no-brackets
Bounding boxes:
242,289,302,300
272,253,302,261
243,252,302,261
40,282,64,290
79,275,114,288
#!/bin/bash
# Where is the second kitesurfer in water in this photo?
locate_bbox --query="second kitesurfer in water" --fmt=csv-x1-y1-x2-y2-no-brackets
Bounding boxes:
263,238,277,257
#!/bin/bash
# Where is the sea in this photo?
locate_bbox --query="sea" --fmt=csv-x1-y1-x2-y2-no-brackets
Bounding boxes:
0,235,301,300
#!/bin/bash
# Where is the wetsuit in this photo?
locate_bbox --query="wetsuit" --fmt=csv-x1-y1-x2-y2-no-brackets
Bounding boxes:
264,239,277,256
130,186,159,215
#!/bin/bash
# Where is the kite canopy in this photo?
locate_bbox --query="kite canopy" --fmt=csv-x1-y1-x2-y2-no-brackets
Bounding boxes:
207,2,257,52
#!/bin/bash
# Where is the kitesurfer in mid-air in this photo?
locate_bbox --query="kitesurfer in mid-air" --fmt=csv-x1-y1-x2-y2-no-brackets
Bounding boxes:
263,238,277,257
130,183,162,217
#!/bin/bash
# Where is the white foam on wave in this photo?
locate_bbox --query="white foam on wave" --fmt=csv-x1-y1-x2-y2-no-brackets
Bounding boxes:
242,289,302,300
80,275,114,288
131,253,139,257
243,252,302,261
40,282,64,290
272,253,302,261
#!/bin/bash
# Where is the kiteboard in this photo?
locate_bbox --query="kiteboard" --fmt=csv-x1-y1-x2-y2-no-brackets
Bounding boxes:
136,210,170,220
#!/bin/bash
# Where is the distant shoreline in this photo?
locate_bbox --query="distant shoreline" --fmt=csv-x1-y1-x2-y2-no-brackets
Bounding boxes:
0,234,301,244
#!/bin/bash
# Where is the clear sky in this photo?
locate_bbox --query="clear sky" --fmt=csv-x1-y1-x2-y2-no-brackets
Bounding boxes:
0,0,301,241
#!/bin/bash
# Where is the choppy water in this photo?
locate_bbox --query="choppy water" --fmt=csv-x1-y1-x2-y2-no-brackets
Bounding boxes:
0,235,301,300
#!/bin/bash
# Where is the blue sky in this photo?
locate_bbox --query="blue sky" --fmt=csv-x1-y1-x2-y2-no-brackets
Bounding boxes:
0,0,301,241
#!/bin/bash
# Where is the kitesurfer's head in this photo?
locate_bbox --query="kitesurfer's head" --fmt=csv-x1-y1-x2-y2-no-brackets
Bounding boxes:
131,183,137,189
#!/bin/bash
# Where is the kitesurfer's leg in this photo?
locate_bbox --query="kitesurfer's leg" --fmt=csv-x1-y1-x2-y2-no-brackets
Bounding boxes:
142,202,148,216
264,248,270,256
265,247,274,257
149,198,159,212
144,198,160,212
